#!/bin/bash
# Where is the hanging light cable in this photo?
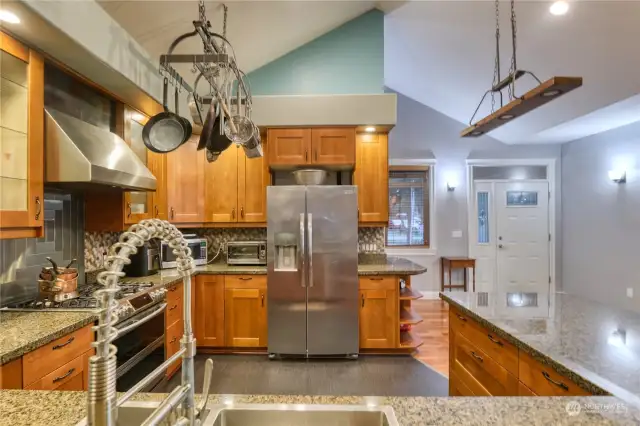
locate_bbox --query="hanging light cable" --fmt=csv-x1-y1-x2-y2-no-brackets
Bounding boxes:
461,0,583,138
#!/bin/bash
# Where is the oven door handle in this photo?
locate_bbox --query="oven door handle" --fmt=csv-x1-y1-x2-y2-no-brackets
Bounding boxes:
116,303,167,337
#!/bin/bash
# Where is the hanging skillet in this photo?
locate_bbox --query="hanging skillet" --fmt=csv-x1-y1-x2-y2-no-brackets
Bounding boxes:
142,77,191,153
199,101,231,162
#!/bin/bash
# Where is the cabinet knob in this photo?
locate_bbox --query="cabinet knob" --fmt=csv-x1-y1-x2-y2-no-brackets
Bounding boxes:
361,294,365,307
261,294,264,307
305,149,308,162
127,202,132,218
155,205,159,218
34,196,41,220
240,207,244,219
232,208,236,219
170,207,175,219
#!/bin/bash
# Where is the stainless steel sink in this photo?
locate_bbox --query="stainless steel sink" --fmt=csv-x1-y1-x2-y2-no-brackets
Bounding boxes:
76,401,399,426
208,404,399,426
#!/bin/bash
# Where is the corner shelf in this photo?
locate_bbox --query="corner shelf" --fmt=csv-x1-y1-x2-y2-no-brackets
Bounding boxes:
400,307,423,325
399,286,423,300
399,330,424,349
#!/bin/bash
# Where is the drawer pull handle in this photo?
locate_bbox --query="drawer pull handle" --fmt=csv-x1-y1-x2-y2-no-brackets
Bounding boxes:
487,334,504,346
542,371,569,391
361,294,365,307
52,336,75,350
470,351,484,362
53,367,76,383
369,277,383,281
169,287,178,292
169,305,178,311
261,294,264,307
239,277,253,281
170,337,178,344
456,314,467,322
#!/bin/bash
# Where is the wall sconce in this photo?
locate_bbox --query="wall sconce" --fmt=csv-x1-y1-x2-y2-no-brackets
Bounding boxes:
608,170,627,183
447,182,456,192
608,328,626,347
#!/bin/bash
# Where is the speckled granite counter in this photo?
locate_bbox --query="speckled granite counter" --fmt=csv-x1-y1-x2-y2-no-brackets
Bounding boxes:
1,391,639,426
0,311,95,365
440,291,640,408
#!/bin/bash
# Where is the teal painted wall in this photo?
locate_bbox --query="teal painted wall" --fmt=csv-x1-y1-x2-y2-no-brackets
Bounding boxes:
246,9,384,95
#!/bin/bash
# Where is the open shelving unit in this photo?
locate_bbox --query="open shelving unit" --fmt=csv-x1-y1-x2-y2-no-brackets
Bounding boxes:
397,275,424,350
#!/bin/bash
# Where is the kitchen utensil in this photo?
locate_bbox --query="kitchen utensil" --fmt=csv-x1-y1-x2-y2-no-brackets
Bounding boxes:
198,99,217,151
46,257,59,271
40,270,78,282
142,78,189,153
175,86,193,145
292,169,328,185
65,258,77,269
224,115,254,144
242,123,263,159
200,100,231,162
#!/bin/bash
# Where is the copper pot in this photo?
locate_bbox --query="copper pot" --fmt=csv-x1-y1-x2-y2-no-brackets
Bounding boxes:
40,268,78,282
38,277,78,300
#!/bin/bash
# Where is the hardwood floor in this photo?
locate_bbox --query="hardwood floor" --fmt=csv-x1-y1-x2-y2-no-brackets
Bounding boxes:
411,299,449,377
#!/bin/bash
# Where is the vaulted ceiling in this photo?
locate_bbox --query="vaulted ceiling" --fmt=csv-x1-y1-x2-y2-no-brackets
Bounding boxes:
100,1,640,145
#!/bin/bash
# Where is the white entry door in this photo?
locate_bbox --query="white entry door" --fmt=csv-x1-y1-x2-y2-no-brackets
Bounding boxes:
495,181,550,295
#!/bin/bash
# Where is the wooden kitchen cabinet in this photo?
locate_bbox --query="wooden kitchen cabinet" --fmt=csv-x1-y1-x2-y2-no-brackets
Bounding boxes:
0,32,44,239
148,150,168,220
194,275,225,347
519,350,591,396
205,143,269,224
0,358,23,389
359,277,397,349
354,133,388,225
24,349,91,391
224,275,267,347
167,136,205,223
311,127,355,166
267,128,311,166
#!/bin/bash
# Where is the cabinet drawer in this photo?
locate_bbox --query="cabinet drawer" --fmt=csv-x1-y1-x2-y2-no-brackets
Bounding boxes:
166,296,183,327
359,276,396,290
25,350,86,391
23,324,93,387
166,281,183,306
225,275,266,289
519,350,591,396
166,319,183,378
452,331,518,396
449,370,475,396
449,309,518,375
518,381,537,396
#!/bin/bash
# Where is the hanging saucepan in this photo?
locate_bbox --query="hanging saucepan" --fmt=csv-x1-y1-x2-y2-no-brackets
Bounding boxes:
200,101,231,162
142,77,191,153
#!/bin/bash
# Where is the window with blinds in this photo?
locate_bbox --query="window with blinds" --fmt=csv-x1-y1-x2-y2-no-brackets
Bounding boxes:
386,167,429,247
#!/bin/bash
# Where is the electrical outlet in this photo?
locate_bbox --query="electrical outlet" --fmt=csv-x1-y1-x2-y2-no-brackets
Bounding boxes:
627,288,634,298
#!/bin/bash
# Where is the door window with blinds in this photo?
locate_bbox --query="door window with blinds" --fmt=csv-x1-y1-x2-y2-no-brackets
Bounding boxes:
386,167,429,247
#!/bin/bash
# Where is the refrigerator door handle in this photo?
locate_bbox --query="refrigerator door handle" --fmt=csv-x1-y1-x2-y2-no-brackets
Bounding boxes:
308,213,313,288
299,213,306,287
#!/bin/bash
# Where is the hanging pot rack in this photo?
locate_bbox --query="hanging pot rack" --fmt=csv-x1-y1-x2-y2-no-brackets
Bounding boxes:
461,0,582,138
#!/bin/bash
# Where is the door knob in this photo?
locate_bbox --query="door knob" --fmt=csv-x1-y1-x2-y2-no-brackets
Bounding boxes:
498,244,504,249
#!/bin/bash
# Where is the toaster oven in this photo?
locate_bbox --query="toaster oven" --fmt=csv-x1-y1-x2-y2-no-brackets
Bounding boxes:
226,241,267,265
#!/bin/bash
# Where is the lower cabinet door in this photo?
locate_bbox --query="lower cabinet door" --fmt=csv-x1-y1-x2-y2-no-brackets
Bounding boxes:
25,351,89,391
359,287,397,349
224,279,267,348
194,276,225,347
166,319,183,378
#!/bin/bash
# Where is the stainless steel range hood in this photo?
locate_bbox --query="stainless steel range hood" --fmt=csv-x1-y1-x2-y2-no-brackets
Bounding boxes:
45,108,156,191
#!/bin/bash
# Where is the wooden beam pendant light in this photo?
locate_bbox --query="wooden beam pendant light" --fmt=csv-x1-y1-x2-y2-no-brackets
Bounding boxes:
461,0,583,138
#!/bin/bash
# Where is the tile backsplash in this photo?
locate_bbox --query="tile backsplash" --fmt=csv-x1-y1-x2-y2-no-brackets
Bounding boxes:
83,226,386,272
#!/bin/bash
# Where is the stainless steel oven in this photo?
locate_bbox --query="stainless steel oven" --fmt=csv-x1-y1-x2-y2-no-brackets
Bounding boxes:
114,302,167,392
226,241,267,265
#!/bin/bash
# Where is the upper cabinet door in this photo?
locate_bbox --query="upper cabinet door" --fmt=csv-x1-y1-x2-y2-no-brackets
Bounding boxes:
204,145,239,222
267,128,311,166
148,151,168,220
121,108,154,224
238,142,269,223
354,133,388,224
311,128,355,166
0,33,44,238
166,137,205,223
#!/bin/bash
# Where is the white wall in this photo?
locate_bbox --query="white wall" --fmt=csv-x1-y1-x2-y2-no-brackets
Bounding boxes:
562,120,640,313
386,91,562,293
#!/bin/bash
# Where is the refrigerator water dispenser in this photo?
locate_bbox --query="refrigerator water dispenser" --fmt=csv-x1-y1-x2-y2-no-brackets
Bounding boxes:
274,232,297,271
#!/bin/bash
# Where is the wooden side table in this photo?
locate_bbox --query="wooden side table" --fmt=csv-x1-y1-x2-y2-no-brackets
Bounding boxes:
441,257,476,292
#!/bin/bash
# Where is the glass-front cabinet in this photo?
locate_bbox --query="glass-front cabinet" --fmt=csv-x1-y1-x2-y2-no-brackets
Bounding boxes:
123,109,154,223
0,32,44,238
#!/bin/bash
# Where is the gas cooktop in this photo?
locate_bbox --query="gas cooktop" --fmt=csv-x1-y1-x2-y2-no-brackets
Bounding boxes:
3,281,167,321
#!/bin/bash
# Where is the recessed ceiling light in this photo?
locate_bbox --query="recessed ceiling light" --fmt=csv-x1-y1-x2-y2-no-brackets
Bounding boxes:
549,1,569,16
499,114,515,120
0,10,20,24
470,131,483,136
365,126,376,133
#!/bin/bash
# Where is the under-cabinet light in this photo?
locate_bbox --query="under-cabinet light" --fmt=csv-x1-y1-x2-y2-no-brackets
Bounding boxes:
0,10,20,24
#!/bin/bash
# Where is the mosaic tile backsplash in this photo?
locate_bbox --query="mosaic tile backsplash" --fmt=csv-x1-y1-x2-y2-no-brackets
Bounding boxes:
84,227,386,271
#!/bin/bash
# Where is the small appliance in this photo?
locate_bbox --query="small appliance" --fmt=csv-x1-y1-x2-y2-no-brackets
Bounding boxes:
161,234,207,269
123,242,160,277
226,241,267,265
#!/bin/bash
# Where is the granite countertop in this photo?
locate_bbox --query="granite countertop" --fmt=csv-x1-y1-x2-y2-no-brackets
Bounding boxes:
0,310,96,365
1,391,639,426
440,291,640,408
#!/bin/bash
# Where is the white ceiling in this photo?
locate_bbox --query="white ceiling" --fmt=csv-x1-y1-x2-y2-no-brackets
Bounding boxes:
385,1,640,144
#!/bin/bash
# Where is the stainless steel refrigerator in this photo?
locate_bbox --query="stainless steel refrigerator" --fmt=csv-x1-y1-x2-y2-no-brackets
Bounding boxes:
267,185,359,358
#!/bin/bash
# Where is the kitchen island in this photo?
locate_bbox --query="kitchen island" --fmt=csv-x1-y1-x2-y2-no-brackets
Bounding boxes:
1,390,639,426
440,291,640,409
